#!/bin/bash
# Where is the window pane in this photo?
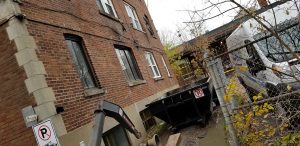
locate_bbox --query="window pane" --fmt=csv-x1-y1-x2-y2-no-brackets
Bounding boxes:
116,50,132,81
148,66,154,77
254,20,300,63
115,47,142,81
103,125,130,146
134,20,140,30
145,52,161,78
153,66,160,77
98,0,117,17
149,54,156,66
139,109,157,131
96,0,104,11
129,8,135,20
115,49,126,70
145,53,151,65
132,11,141,30
72,42,95,88
124,5,131,16
66,39,96,89
124,3,141,30
125,5,133,19
124,50,142,80
119,50,135,81
105,4,114,16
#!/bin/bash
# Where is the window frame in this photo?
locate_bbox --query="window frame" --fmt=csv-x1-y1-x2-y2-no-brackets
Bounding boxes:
145,52,161,79
143,15,155,37
97,0,118,18
124,2,142,31
64,34,100,89
115,45,143,82
139,109,157,131
103,125,131,146
161,55,171,77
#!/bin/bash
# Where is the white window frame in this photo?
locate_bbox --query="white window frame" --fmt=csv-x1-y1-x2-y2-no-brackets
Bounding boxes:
124,3,142,31
97,0,118,17
145,52,161,78
161,55,171,77
115,47,143,81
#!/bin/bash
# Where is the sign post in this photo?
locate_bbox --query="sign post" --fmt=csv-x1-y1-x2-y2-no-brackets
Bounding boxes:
33,120,60,146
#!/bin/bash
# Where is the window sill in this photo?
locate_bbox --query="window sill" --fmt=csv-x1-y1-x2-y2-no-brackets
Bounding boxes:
98,10,120,23
128,80,146,87
132,27,146,33
84,87,105,97
154,77,164,81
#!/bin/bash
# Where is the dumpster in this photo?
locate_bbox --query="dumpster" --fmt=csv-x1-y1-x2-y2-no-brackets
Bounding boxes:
146,77,216,130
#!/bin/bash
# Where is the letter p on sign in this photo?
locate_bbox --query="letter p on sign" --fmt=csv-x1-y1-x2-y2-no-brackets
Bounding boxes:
33,120,60,146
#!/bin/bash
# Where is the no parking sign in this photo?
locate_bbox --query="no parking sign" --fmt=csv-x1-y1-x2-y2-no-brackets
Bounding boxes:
33,120,60,146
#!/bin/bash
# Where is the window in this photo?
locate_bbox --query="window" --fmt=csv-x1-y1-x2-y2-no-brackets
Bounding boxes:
65,35,98,89
140,109,157,131
179,58,195,80
144,15,155,37
253,19,300,63
97,0,117,17
115,46,143,81
103,125,131,146
124,3,142,30
145,52,161,78
161,55,171,77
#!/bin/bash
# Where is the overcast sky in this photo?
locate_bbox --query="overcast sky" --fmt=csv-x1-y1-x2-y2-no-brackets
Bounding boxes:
147,0,260,39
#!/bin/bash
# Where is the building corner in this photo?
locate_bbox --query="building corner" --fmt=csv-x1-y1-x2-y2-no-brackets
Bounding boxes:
2,0,67,137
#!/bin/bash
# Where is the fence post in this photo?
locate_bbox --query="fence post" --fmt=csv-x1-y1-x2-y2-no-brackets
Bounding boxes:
206,58,239,146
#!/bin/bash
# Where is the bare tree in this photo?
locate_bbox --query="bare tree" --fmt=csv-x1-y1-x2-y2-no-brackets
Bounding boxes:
177,0,300,145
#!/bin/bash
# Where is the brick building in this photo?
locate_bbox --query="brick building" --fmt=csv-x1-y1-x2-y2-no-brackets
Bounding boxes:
0,0,178,145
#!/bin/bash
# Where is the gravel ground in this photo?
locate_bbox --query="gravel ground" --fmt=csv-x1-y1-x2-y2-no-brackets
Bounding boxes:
160,108,227,146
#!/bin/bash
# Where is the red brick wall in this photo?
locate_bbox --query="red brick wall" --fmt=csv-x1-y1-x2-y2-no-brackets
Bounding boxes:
0,24,36,146
20,0,178,132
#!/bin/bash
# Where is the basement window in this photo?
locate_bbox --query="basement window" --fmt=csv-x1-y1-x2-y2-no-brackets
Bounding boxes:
139,109,157,131
103,125,131,146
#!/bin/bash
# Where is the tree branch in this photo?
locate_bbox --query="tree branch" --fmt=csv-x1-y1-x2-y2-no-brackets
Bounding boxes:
183,7,238,23
229,0,300,61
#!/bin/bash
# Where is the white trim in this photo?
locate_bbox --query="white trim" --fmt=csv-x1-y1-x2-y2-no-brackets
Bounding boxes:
97,0,118,17
145,52,161,78
124,3,142,30
161,55,171,77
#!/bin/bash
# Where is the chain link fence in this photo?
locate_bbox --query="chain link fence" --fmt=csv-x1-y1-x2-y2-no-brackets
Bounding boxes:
206,16,300,145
